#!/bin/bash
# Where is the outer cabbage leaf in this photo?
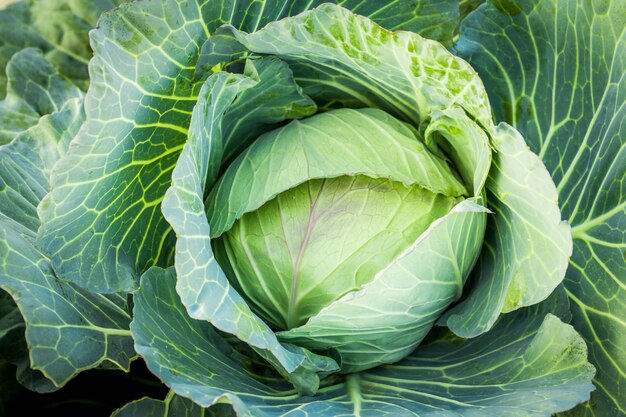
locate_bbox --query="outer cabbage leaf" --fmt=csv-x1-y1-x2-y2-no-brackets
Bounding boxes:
455,0,625,414
131,266,594,416
0,214,136,388
0,94,84,231
459,0,485,20
0,291,56,392
112,393,213,417
194,0,463,79
0,48,81,144
441,123,572,336
0,1,47,98
0,0,124,95
230,3,493,129
37,0,461,294
162,70,338,396
0,96,136,388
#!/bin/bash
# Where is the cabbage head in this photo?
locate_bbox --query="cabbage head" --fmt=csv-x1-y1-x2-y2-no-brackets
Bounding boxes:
2,0,623,416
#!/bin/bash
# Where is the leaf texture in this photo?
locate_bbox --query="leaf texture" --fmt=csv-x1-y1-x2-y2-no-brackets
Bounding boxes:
456,1,625,414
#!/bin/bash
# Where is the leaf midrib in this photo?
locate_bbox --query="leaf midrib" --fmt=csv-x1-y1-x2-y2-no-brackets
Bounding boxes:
286,179,325,330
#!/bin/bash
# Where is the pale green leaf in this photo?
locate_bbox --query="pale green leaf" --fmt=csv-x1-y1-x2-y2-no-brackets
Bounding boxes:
220,175,461,332
441,123,572,336
424,106,491,195
278,198,488,373
230,3,493,129
207,107,467,237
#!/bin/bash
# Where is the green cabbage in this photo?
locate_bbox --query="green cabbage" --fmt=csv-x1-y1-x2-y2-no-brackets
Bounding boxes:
1,0,623,416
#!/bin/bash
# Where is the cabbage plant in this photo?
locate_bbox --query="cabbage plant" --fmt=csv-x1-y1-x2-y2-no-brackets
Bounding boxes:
0,0,624,416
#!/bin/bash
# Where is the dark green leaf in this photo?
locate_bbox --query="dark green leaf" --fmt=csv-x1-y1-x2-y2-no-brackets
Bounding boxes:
459,0,485,19
0,291,57,392
0,101,136,388
0,1,48,98
0,48,82,144
112,392,230,417
37,0,461,294
131,267,594,416
0,0,124,95
456,0,625,414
